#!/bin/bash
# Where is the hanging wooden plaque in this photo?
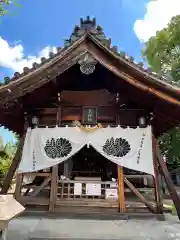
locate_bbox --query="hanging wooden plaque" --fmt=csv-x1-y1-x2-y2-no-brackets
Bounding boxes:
82,107,97,124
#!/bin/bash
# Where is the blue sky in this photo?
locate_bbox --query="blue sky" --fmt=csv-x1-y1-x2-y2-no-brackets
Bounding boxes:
0,0,179,143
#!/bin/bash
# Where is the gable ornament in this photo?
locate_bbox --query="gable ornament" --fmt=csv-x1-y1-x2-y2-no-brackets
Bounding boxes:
78,53,97,75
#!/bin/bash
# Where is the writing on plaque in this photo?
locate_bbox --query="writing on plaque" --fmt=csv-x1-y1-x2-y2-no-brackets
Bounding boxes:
86,183,101,196
82,107,97,124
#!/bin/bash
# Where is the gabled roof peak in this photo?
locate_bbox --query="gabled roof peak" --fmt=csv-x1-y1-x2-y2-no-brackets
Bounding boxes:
64,16,109,48
1,17,180,90
80,16,96,28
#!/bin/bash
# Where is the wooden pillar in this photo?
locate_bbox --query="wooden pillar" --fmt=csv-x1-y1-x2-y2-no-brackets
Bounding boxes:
63,158,73,178
116,105,126,212
117,166,126,212
155,142,180,220
0,123,27,194
14,173,23,201
63,160,69,178
56,92,62,126
56,106,62,126
49,164,58,212
152,136,164,217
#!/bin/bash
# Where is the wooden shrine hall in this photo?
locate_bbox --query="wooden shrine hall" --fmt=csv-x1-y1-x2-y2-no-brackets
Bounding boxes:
1,17,180,219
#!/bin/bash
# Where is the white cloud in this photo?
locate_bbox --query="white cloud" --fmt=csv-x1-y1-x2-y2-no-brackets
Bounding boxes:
0,37,57,74
134,0,180,42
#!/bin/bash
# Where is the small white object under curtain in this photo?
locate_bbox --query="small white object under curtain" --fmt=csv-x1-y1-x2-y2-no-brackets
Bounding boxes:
18,126,154,176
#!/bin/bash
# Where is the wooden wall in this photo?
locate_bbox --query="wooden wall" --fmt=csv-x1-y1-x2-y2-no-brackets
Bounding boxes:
38,106,117,126
32,90,146,127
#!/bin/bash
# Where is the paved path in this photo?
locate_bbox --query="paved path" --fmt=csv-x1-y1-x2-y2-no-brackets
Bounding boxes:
7,214,180,240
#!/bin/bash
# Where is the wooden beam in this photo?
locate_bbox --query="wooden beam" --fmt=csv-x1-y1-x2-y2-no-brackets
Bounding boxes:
49,165,58,212
0,129,27,194
23,172,51,177
152,136,164,215
117,166,126,212
124,177,156,214
29,177,51,197
155,143,180,220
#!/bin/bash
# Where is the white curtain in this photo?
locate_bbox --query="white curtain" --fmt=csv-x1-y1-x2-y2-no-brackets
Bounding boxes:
90,126,154,176
18,127,87,173
18,126,154,176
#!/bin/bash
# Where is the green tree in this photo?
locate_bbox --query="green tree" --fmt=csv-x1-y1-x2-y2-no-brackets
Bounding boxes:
142,15,180,166
143,15,180,82
0,135,18,187
158,127,180,169
0,0,20,17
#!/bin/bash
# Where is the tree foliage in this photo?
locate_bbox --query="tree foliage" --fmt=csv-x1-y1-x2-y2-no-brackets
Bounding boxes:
0,135,18,187
142,15,180,82
0,0,20,17
159,127,180,168
142,15,180,166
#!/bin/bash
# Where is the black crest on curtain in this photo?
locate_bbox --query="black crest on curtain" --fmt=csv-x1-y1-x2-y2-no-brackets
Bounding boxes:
44,138,72,159
103,137,131,157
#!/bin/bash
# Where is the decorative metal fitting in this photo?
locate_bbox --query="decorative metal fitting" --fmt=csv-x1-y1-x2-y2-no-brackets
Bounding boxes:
78,53,97,75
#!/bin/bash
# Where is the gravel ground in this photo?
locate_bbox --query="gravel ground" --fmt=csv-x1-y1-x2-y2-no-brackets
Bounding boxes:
6,214,180,240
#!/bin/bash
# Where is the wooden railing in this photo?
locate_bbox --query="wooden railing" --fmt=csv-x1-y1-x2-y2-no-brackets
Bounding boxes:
15,171,155,212
56,179,155,200
57,180,117,200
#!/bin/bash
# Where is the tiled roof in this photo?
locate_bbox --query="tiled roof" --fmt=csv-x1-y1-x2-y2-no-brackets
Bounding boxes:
0,16,180,90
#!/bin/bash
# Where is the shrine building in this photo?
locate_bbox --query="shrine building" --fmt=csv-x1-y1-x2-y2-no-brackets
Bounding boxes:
1,17,180,219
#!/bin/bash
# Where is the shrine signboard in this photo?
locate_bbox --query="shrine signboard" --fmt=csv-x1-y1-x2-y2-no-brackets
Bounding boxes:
82,107,97,124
